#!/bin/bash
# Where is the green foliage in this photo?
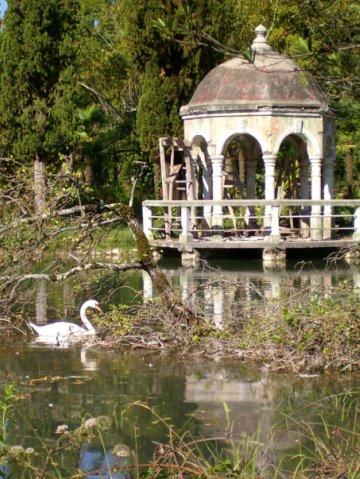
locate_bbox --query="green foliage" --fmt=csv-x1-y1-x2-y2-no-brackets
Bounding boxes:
97,304,135,337
238,281,360,371
1,0,360,203
0,0,82,164
0,384,14,452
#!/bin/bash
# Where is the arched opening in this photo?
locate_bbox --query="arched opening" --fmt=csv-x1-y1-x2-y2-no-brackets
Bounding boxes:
276,134,310,237
222,134,263,199
190,135,211,202
221,134,263,232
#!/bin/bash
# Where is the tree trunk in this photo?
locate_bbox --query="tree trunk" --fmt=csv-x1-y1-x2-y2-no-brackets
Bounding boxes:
116,204,200,326
84,157,94,186
34,154,46,217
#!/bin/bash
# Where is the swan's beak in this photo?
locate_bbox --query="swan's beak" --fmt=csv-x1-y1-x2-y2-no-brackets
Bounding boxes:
95,304,102,312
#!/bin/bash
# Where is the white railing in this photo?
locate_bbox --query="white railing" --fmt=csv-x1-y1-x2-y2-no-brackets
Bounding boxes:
142,199,360,243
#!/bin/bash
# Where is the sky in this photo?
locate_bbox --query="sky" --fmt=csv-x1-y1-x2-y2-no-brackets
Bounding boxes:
0,0,6,18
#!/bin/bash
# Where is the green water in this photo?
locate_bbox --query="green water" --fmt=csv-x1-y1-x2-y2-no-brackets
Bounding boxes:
0,346,358,477
1,259,359,477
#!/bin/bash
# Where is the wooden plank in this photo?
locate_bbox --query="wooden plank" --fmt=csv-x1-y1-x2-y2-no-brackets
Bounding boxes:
168,145,175,200
149,238,359,250
159,138,168,200
143,199,360,207
160,137,191,149
165,164,182,183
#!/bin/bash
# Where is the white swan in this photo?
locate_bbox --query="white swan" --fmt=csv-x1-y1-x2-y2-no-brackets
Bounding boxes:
28,299,101,343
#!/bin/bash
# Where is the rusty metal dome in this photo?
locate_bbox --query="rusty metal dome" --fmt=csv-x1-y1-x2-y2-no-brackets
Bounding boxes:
180,25,330,117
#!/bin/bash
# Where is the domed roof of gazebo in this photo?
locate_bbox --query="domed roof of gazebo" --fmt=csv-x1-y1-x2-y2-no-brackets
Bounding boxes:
181,25,330,117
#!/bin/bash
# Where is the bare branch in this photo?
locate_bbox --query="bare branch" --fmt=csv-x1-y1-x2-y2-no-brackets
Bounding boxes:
0,261,143,287
78,81,122,119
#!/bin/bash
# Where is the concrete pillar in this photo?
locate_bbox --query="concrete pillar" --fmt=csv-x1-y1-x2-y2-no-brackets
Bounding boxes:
354,207,360,241
200,156,213,228
263,248,286,269
181,249,200,267
245,159,257,227
310,156,322,240
263,154,276,228
179,206,193,243
270,205,280,244
299,157,310,238
211,155,225,231
323,156,335,239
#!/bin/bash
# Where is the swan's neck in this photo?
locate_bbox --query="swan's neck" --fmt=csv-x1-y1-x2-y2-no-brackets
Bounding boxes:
80,304,96,333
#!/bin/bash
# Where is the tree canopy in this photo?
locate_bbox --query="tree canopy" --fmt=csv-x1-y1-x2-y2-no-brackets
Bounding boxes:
0,0,359,207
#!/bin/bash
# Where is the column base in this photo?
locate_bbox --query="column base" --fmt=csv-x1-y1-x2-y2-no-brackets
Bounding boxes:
323,216,333,239
310,216,323,240
269,234,281,245
262,248,286,269
179,234,193,244
181,250,200,268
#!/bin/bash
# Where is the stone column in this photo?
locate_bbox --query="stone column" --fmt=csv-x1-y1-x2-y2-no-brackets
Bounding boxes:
211,155,225,231
263,154,276,228
299,157,310,238
323,156,335,239
245,159,257,228
310,156,322,240
201,158,213,228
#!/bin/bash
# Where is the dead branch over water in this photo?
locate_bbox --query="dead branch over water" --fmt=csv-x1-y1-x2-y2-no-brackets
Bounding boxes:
0,169,199,327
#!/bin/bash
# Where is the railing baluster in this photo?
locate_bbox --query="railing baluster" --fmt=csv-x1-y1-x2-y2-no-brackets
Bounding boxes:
180,206,192,244
353,207,360,240
270,205,280,243
142,200,360,243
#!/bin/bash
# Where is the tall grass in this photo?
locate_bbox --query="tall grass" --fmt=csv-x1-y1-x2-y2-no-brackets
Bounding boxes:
0,387,358,478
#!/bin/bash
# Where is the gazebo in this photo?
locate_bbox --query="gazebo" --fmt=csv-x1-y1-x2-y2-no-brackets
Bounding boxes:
143,25,360,266
178,25,335,240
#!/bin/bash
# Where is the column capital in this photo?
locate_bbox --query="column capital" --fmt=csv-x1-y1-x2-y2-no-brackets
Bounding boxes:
263,154,277,166
210,155,225,165
309,155,322,164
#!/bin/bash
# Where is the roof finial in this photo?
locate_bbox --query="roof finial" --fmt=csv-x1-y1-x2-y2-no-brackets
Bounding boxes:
251,25,273,54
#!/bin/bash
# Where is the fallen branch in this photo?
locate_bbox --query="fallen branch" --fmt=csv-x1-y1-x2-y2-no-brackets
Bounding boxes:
1,199,201,326
0,261,142,286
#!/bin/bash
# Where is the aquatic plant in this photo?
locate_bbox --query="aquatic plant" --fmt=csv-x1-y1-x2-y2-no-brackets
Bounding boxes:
0,385,358,478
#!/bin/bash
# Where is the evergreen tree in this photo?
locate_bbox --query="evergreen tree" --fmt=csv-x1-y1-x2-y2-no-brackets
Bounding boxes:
119,0,238,193
0,0,81,214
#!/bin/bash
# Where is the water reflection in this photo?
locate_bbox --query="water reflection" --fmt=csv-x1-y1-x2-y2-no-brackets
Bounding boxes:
35,281,47,325
79,442,132,479
0,347,357,478
141,261,360,328
23,258,360,334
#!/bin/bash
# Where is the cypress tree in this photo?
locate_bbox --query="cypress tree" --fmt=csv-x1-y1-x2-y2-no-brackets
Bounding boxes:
0,0,81,215
119,0,237,194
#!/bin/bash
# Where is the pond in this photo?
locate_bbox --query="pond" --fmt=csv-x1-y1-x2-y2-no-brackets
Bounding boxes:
24,257,360,330
1,258,359,477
